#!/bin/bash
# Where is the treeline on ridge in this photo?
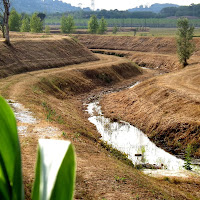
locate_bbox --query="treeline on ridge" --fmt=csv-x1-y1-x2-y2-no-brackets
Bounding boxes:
48,4,200,19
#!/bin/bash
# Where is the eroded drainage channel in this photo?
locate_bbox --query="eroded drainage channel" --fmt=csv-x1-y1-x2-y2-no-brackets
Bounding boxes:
86,83,200,177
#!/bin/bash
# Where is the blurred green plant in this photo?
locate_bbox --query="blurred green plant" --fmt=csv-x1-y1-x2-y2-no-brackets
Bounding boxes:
0,97,76,200
183,144,192,170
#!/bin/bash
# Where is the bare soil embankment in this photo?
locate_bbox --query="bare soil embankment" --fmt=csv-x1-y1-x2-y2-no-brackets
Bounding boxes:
101,64,200,158
75,35,200,72
0,36,99,78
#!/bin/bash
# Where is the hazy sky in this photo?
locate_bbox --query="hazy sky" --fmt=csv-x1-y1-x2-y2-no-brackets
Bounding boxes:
62,0,200,10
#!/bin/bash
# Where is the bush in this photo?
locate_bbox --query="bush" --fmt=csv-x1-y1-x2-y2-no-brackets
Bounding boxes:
30,13,43,33
98,17,107,34
88,15,99,34
61,15,75,34
45,25,50,34
21,18,30,32
9,9,21,31
183,144,192,170
112,25,118,34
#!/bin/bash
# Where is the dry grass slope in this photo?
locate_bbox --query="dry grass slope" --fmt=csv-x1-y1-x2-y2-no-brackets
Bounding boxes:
75,35,200,72
101,64,200,157
0,36,99,78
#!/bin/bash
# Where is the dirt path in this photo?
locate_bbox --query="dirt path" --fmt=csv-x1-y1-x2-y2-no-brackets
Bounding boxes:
1,53,199,199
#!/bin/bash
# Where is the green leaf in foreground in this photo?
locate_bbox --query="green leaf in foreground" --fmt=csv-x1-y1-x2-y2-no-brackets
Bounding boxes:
32,139,76,200
0,97,24,200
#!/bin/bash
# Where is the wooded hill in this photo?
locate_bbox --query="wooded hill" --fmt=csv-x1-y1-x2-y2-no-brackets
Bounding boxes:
11,1,200,19
128,3,179,13
11,0,84,14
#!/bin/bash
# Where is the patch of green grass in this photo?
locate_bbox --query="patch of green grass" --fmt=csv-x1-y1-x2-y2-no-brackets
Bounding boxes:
57,115,65,124
62,131,66,137
96,73,113,84
163,177,170,182
41,101,64,124
136,194,140,200
114,175,127,183
32,85,43,94
74,132,80,138
42,101,56,122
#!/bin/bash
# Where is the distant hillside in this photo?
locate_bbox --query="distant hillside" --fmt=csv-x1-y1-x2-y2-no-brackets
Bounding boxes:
128,3,179,13
11,0,88,13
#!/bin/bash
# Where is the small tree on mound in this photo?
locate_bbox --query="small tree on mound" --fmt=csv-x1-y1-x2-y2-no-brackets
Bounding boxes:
30,13,43,33
61,15,75,33
88,15,98,34
45,25,50,34
9,8,21,31
21,17,30,32
112,25,118,34
176,18,195,67
98,17,107,34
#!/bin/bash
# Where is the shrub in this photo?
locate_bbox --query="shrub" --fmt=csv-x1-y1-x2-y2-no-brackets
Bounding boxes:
45,25,50,34
61,15,75,34
183,144,192,170
88,15,99,34
21,17,30,32
30,13,43,33
9,8,21,31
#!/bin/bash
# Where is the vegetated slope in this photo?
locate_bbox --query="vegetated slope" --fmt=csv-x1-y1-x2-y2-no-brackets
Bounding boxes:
101,64,200,158
75,35,200,72
0,37,99,78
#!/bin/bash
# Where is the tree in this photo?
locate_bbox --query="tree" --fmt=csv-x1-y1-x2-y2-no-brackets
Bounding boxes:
0,13,5,38
1,0,10,45
176,18,195,67
30,13,43,33
9,8,21,31
88,15,98,34
98,17,107,34
61,15,67,33
112,25,118,34
45,25,50,34
37,13,46,21
20,17,30,32
61,15,75,33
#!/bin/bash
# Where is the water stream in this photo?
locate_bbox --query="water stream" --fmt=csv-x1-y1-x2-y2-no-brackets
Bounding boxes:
86,83,200,175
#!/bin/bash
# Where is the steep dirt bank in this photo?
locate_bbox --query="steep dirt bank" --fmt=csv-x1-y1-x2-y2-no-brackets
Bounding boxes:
1,53,199,199
75,35,200,55
75,35,200,72
0,36,98,78
92,49,181,72
101,64,200,158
